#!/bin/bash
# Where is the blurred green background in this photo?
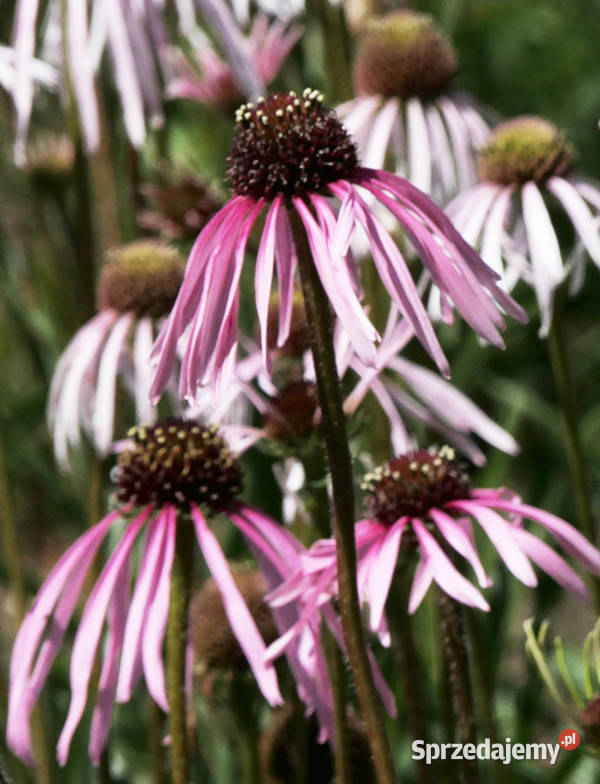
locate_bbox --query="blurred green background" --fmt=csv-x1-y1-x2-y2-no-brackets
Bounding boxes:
1,0,600,781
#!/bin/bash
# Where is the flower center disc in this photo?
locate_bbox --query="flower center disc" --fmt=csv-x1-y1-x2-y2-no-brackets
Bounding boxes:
227,89,358,199
97,240,186,317
477,116,574,185
115,419,243,510
363,446,470,525
263,380,319,440
353,11,458,99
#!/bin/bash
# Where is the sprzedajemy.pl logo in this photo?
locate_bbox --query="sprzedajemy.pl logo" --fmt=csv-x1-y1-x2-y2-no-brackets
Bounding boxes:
412,730,581,766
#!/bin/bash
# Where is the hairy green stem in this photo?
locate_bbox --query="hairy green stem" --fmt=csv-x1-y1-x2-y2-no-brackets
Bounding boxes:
290,210,397,784
167,518,195,784
306,0,352,104
547,293,600,610
437,590,480,784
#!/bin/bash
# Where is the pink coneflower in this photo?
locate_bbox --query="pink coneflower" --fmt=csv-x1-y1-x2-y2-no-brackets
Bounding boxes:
337,11,490,202
168,15,301,107
192,300,519,467
267,445,600,652
446,115,600,335
48,241,187,468
150,88,525,404
7,419,286,766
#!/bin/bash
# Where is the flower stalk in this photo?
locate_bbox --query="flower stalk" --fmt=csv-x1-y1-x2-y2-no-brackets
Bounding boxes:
290,209,397,784
167,517,196,784
437,589,480,784
547,288,600,610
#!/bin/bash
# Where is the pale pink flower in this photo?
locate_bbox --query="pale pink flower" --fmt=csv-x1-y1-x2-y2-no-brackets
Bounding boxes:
149,88,525,405
446,115,600,335
168,15,301,107
337,11,490,202
7,420,286,766
47,242,189,468
266,446,600,655
193,305,519,467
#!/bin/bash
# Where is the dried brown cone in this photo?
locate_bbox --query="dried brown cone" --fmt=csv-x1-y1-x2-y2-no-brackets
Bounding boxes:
137,173,221,240
191,568,278,672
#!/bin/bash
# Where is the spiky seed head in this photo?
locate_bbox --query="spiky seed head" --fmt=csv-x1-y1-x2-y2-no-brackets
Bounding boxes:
353,11,458,99
97,240,186,317
114,418,242,511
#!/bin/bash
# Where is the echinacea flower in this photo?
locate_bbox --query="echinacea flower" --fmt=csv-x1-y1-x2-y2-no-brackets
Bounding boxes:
7,418,286,766
446,115,600,335
168,15,301,107
266,445,600,654
48,241,189,467
149,88,525,404
337,11,490,201
193,298,519,467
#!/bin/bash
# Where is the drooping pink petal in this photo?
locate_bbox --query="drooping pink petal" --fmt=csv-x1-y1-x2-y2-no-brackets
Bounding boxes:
390,355,519,455
66,0,100,154
57,506,151,764
7,507,126,764
547,176,600,267
367,519,406,632
408,558,434,614
429,508,492,588
11,0,39,163
104,0,146,147
406,97,431,194
357,167,527,323
142,505,176,712
89,555,131,764
256,195,282,371
149,197,252,402
450,500,538,587
92,312,135,455
192,505,282,706
116,516,166,703
133,316,157,425
477,498,600,577
274,207,298,348
363,97,399,171
521,181,564,336
510,527,588,603
180,199,263,398
330,181,450,376
412,519,490,611
293,196,378,366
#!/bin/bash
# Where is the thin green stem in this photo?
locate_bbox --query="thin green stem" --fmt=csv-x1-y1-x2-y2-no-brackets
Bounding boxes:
290,210,397,784
167,517,195,784
437,590,480,784
546,291,600,610
306,0,352,104
230,676,261,784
